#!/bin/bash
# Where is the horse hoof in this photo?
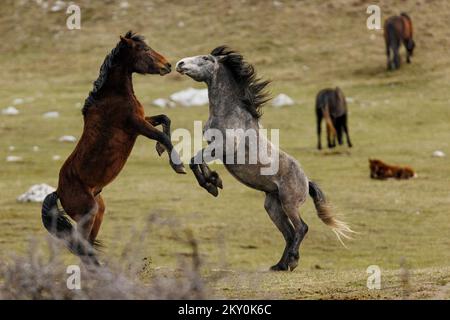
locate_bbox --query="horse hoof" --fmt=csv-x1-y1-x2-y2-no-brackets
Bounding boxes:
205,183,219,197
210,172,223,189
288,261,298,272
155,142,165,156
270,264,288,271
172,163,186,174
287,252,299,271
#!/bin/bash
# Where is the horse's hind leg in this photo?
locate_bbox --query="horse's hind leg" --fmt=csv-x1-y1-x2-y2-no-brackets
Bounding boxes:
343,114,352,148
393,41,401,69
278,189,308,271
386,44,392,70
89,195,105,248
264,193,295,271
59,187,100,265
316,114,322,150
404,40,411,63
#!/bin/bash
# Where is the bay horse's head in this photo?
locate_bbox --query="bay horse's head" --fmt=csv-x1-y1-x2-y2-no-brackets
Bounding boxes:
119,31,171,76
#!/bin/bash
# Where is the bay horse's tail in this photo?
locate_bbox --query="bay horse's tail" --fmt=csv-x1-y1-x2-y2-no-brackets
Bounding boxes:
308,181,355,247
42,192,99,263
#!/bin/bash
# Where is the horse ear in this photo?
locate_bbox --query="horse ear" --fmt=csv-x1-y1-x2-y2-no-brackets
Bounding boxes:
120,36,134,48
216,55,227,63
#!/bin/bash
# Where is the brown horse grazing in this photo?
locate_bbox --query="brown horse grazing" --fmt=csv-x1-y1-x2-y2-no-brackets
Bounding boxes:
369,159,416,180
315,87,352,150
384,13,415,70
41,31,185,265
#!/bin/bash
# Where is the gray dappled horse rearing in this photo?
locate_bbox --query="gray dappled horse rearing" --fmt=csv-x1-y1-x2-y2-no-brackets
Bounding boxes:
176,47,354,271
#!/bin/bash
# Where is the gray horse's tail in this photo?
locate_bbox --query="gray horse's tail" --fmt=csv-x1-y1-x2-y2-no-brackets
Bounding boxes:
42,192,99,262
308,181,355,247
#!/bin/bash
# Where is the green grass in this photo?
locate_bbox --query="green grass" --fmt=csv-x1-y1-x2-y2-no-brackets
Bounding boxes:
0,0,449,299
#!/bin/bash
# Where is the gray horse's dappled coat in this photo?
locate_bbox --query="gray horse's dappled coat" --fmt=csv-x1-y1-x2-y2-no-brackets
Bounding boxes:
176,46,354,271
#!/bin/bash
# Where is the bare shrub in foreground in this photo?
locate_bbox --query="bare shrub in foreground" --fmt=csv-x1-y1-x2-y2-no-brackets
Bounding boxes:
0,217,208,300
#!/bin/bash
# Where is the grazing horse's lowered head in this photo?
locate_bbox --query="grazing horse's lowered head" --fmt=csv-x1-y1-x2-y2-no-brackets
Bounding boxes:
384,13,415,70
176,47,354,271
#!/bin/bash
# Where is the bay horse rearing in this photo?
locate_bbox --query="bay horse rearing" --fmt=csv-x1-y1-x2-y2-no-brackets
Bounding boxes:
41,31,185,265
176,47,354,271
384,13,415,70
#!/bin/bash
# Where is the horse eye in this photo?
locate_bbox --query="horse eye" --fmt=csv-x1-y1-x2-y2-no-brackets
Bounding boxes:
202,56,209,61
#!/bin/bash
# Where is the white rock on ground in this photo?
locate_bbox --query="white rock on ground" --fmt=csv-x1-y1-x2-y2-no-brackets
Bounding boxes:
17,184,56,203
32,146,40,152
50,0,66,12
170,88,209,107
43,111,60,118
272,93,294,108
2,106,19,115
52,155,61,161
346,97,355,103
6,156,23,162
13,98,24,105
152,98,176,109
59,135,77,143
432,150,446,158
120,1,130,9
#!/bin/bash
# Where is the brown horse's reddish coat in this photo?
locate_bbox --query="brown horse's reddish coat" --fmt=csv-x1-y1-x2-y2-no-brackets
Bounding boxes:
369,159,416,180
56,32,184,252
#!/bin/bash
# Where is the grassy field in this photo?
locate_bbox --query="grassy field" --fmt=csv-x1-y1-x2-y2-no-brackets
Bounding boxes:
0,0,449,299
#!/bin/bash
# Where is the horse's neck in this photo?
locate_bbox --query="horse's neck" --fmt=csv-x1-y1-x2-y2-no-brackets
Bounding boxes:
103,65,134,97
207,67,257,128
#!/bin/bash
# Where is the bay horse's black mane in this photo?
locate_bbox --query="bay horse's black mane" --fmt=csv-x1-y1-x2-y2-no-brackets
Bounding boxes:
211,46,270,119
82,31,145,116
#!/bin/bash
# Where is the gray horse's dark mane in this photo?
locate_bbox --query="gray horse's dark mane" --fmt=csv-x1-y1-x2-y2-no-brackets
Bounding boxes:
82,31,145,116
211,46,270,119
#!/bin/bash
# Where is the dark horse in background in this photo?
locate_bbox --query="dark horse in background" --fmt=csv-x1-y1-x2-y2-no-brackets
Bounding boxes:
384,13,415,70
315,87,352,150
41,31,185,265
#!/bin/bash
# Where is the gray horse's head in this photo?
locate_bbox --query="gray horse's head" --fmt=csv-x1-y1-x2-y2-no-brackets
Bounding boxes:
176,53,223,82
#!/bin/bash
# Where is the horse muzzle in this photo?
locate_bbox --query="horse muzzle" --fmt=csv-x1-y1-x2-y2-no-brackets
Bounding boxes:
159,63,171,76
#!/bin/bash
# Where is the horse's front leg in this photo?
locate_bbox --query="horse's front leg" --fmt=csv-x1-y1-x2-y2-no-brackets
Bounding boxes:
131,116,186,174
145,115,171,156
190,148,223,197
200,162,223,189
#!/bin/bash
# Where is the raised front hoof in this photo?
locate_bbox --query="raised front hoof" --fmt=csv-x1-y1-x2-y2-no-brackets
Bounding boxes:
210,171,223,189
171,163,187,174
270,263,289,272
348,142,353,148
155,142,165,156
204,183,219,197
